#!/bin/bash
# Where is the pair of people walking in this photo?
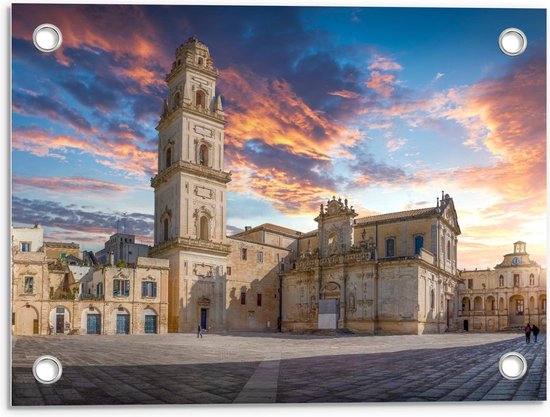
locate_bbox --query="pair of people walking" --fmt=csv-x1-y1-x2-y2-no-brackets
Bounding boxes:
524,323,540,343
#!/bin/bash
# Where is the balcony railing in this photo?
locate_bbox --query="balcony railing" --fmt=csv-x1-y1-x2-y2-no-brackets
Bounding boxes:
80,294,105,301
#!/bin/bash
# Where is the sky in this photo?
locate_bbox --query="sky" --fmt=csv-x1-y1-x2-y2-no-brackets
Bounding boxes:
11,4,546,268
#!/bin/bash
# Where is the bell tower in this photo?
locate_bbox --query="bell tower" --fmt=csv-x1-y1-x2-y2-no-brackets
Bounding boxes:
151,36,231,332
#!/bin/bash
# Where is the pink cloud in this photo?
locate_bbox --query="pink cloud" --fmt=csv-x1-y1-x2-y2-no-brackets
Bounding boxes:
366,71,396,97
13,176,125,193
328,90,361,99
368,55,403,71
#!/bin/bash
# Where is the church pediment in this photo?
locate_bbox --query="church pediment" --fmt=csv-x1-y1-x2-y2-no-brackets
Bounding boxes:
316,196,357,221
440,194,461,235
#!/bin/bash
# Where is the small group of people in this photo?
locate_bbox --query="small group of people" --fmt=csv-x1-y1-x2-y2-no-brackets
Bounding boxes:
524,323,540,343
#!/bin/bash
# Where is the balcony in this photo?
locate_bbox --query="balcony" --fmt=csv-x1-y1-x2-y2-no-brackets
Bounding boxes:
151,236,231,256
151,160,231,188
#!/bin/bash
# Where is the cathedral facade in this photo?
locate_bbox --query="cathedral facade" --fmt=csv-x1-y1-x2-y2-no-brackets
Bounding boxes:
150,37,463,334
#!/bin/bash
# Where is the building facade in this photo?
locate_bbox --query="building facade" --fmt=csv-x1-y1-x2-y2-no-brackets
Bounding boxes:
281,195,462,334
11,226,169,336
95,233,150,265
459,242,547,332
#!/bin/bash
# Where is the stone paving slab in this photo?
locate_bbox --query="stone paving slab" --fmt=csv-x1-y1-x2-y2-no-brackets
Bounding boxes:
11,332,546,405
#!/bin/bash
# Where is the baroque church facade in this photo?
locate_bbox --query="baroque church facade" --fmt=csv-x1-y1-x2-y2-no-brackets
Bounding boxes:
149,36,464,334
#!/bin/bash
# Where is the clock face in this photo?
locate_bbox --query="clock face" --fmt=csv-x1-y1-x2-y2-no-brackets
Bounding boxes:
512,256,521,265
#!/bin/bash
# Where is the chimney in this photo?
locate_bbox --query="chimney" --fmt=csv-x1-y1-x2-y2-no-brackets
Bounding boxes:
244,226,251,231
108,251,114,265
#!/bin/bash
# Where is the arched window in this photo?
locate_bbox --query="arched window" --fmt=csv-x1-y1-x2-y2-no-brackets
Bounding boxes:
414,235,424,255
198,57,204,66
199,216,209,241
328,233,336,247
529,274,535,285
196,90,205,108
163,218,169,242
199,144,208,166
173,91,181,109
166,147,172,168
499,275,504,286
447,241,451,260
386,238,395,257
96,282,103,296
430,289,435,310
474,296,483,311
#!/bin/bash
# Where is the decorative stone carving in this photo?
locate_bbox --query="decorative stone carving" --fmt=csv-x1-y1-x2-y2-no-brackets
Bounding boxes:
193,125,213,138
194,186,214,199
193,263,213,278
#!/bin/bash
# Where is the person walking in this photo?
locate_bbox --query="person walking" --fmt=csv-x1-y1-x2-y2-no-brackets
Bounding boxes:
532,324,540,343
524,323,531,344
197,324,203,338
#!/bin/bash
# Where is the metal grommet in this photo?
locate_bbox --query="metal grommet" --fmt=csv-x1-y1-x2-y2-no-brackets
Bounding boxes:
499,352,527,380
498,28,527,56
32,23,63,53
32,355,63,384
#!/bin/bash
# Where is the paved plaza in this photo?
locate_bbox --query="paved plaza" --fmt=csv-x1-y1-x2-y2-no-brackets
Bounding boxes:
12,332,546,405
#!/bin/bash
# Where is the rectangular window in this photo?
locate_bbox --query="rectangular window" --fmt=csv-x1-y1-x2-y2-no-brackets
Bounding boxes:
516,299,524,313
20,242,31,252
24,276,34,294
241,248,247,261
467,279,473,289
257,251,264,263
113,279,130,297
240,292,246,305
514,274,520,286
386,238,395,257
227,266,232,276
141,281,157,298
257,293,262,307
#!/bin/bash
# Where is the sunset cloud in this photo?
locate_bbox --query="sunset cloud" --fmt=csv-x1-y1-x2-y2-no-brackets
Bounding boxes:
13,197,155,248
386,138,407,153
366,71,397,97
13,176,125,194
368,55,403,71
12,4,171,90
12,126,157,177
328,90,362,99
221,67,360,160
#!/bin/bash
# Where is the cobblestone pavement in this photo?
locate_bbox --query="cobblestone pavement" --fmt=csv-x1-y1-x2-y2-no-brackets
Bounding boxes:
11,332,546,405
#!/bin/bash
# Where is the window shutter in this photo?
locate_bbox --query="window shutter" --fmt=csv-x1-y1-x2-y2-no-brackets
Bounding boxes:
113,280,120,296
152,282,157,297
142,281,147,297
124,280,130,296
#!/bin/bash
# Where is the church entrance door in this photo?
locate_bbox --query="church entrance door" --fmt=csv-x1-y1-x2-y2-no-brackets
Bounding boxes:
318,299,338,329
200,308,207,330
